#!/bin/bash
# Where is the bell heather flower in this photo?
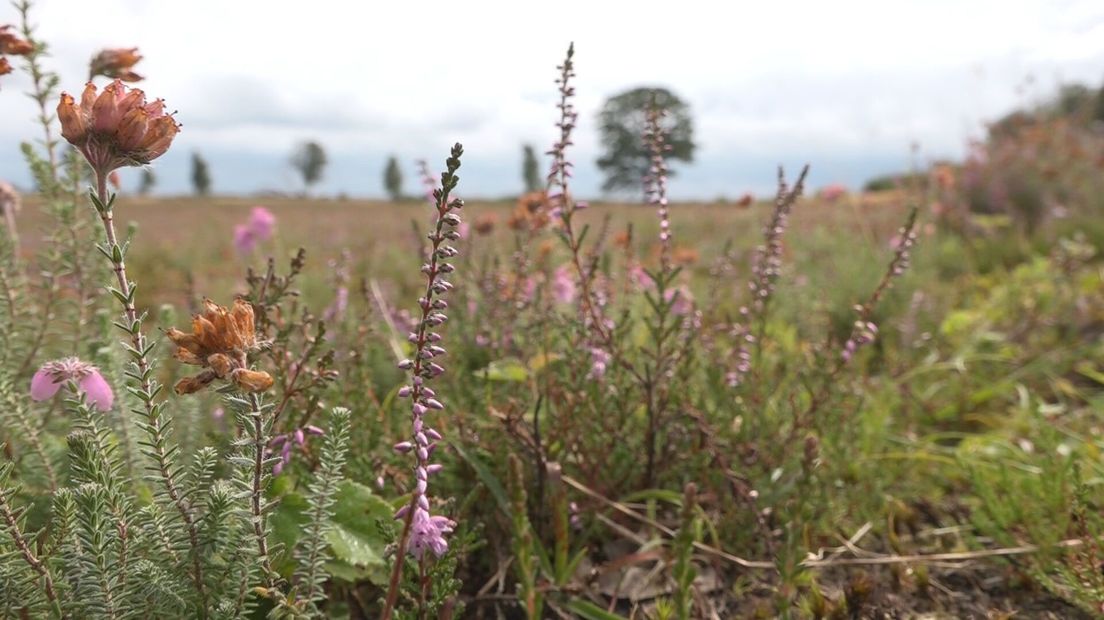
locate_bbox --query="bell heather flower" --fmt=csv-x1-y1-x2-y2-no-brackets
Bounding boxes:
392,144,464,561
57,80,180,177
232,206,276,254
166,298,274,394
89,47,143,82
268,425,325,476
31,357,114,411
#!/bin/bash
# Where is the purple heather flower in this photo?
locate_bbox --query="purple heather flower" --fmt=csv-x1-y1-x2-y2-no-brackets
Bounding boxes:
394,145,464,559
233,224,256,255
249,206,275,240
267,425,325,476
232,206,276,255
552,265,577,304
31,357,114,411
665,285,694,316
407,507,455,559
588,346,611,380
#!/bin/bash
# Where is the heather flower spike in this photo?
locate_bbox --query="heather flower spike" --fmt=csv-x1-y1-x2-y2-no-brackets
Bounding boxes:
841,207,919,363
727,166,809,387
31,357,114,411
57,79,180,177
392,143,464,562
89,47,143,82
643,100,673,273
166,298,274,394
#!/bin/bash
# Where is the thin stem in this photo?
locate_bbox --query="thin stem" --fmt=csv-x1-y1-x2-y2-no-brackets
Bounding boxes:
17,0,59,181
0,488,61,612
247,393,276,586
92,172,208,614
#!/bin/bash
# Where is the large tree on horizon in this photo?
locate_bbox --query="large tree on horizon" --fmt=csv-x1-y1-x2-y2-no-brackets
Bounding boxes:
290,140,328,195
596,86,695,194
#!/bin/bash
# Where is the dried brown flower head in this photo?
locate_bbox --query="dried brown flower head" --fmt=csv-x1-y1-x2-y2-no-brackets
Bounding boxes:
57,80,180,176
0,25,33,56
672,246,699,266
473,213,496,235
0,56,11,76
508,191,551,232
167,298,273,395
89,47,143,82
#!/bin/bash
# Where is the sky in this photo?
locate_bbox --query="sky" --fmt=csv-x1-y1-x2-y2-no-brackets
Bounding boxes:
1,0,1103,199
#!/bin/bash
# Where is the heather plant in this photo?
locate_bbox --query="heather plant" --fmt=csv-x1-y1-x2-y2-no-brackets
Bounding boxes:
3,5,1104,618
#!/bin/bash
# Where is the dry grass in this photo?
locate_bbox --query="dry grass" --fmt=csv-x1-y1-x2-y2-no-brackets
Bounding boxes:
14,190,913,307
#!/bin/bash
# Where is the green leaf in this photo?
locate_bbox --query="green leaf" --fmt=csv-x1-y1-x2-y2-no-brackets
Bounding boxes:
452,443,511,517
475,358,529,382
324,480,393,584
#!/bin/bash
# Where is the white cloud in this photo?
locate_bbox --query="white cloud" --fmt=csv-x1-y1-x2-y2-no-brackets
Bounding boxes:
1,0,1102,196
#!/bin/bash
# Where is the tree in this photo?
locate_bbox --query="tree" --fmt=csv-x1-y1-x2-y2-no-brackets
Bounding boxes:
138,169,156,196
191,152,211,196
384,156,403,201
522,144,541,193
596,87,695,193
291,140,328,195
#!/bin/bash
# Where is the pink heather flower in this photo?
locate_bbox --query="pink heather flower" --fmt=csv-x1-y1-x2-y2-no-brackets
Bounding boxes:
819,183,847,202
233,207,276,255
665,285,694,316
552,265,577,304
588,347,611,379
248,206,275,240
31,357,114,411
407,506,455,559
628,262,652,290
233,224,256,255
267,425,325,475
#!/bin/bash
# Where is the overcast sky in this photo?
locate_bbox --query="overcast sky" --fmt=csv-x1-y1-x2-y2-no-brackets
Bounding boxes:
2,0,1103,198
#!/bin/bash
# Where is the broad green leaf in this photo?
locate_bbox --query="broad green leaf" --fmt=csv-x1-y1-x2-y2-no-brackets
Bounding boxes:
324,480,393,584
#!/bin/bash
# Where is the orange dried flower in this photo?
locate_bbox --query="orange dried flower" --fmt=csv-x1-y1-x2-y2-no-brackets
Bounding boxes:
0,25,33,56
57,80,179,176
0,56,10,76
89,47,143,82
473,213,496,235
166,298,273,395
508,191,551,232
673,247,699,266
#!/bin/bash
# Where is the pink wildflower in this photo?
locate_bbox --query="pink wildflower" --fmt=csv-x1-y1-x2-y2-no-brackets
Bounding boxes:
268,425,325,476
551,265,577,304
819,183,847,202
31,357,114,411
248,206,275,240
233,206,276,255
407,507,456,559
